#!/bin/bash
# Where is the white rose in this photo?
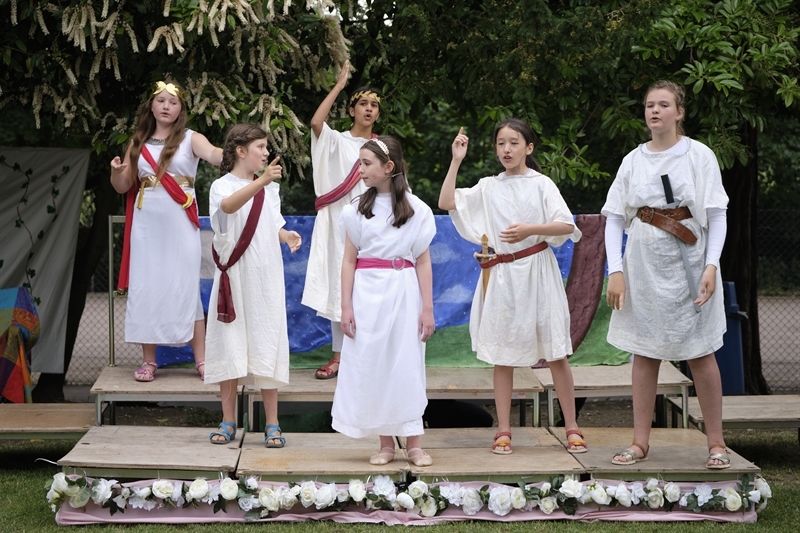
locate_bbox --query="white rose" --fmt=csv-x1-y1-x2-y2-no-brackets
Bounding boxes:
645,478,659,491
349,480,367,502
420,497,438,517
396,492,415,509
539,482,551,497
538,496,558,515
747,489,761,504
754,477,772,499
510,487,526,510
588,482,611,505
51,473,69,493
461,488,484,516
723,487,742,511
238,494,258,512
91,478,117,505
372,475,396,497
259,487,280,512
614,483,632,507
278,486,299,510
314,483,337,510
187,479,209,501
219,478,239,501
646,488,664,509
663,482,682,503
558,479,585,500
68,489,90,509
299,481,317,508
337,489,349,503
151,480,174,500
487,486,513,516
408,480,428,500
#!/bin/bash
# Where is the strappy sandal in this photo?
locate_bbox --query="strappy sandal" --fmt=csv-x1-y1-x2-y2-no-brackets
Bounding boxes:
314,357,340,380
195,361,205,380
611,442,648,465
707,444,731,470
209,421,236,444
491,431,513,455
566,429,588,454
369,447,396,465
265,424,286,448
134,361,157,382
407,447,433,467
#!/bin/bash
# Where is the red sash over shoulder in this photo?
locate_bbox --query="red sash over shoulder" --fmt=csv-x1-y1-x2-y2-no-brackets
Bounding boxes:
313,133,377,211
116,145,199,292
211,187,265,323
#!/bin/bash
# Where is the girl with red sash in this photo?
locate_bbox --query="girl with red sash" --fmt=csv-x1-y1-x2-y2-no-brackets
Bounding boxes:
439,120,587,456
110,81,222,382
332,136,436,467
205,125,301,446
301,60,381,380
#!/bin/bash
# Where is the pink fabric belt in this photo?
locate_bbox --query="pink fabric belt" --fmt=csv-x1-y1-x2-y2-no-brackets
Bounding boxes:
356,258,414,270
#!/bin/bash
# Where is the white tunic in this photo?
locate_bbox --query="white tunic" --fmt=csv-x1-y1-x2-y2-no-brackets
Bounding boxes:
450,170,581,366
204,175,290,388
125,131,202,344
331,192,436,438
601,138,729,360
301,123,369,321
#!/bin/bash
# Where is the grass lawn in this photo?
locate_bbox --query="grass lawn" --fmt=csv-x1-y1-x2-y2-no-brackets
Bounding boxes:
1,427,797,532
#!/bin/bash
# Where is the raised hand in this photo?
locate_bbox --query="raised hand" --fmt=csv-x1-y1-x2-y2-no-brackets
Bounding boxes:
261,156,282,184
110,156,127,175
451,127,469,162
335,60,351,90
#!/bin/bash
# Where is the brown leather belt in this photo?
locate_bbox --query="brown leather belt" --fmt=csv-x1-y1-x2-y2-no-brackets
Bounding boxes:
477,241,549,269
636,206,697,244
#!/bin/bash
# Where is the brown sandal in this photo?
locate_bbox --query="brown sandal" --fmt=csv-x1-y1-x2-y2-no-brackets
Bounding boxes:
491,431,513,455
315,357,340,380
565,429,588,454
611,442,648,465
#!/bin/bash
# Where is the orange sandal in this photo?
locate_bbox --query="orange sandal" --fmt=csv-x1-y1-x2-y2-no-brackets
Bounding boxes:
315,357,340,380
491,431,513,455
565,429,588,454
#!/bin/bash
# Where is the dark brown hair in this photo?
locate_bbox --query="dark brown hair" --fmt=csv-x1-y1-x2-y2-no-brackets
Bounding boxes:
493,118,542,173
644,80,686,135
357,135,414,228
219,124,269,177
126,81,189,181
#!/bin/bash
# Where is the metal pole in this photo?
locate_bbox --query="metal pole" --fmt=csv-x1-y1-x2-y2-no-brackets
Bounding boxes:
107,215,116,367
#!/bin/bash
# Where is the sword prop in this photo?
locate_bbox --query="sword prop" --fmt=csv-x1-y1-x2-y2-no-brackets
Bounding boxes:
660,174,701,313
473,234,493,300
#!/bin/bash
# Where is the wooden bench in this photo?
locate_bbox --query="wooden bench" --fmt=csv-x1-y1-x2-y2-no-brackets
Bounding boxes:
245,367,544,429
667,394,800,438
0,403,95,440
534,361,693,428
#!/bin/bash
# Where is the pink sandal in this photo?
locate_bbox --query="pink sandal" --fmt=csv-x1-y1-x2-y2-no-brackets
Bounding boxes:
195,361,205,380
134,361,157,382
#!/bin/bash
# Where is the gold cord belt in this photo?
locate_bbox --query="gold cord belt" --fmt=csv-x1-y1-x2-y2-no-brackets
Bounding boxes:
137,175,194,209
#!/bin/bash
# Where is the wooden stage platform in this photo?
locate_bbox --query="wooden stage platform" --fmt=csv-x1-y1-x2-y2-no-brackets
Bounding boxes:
56,426,759,484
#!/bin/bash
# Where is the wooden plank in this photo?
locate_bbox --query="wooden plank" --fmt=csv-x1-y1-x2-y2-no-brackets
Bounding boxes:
58,426,240,477
549,427,759,482
534,362,691,391
0,404,94,437
237,432,405,481
401,427,561,449
668,395,800,425
91,365,220,396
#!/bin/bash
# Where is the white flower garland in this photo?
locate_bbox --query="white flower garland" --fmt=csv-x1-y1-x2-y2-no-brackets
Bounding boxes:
46,473,772,518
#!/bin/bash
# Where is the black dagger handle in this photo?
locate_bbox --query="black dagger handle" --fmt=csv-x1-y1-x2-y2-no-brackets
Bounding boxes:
661,174,675,204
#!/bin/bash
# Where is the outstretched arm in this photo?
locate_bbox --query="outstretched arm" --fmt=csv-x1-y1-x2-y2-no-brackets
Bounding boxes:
310,60,351,138
499,221,575,243
438,127,469,211
219,158,281,214
192,132,223,167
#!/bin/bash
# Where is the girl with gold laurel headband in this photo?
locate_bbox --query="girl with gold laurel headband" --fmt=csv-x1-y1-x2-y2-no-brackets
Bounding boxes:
439,120,587,456
110,81,222,382
603,81,730,469
302,60,382,380
332,136,436,467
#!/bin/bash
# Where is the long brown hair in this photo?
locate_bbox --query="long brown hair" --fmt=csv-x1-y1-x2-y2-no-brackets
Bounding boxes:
220,124,269,177
126,81,189,182
644,80,686,136
357,135,414,228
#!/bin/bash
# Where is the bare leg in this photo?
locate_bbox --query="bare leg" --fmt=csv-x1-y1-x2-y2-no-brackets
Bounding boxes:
493,365,514,452
548,358,585,451
190,319,206,365
262,388,283,446
613,354,660,463
142,344,156,364
211,379,238,443
687,354,727,466
315,321,341,378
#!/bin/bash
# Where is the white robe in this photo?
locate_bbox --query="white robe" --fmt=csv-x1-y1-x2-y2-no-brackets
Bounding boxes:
301,123,368,321
331,192,436,438
125,131,203,345
204,175,290,388
601,138,729,361
450,170,581,366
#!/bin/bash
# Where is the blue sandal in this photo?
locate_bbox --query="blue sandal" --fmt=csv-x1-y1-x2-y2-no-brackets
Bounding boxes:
209,421,236,444
265,424,285,448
